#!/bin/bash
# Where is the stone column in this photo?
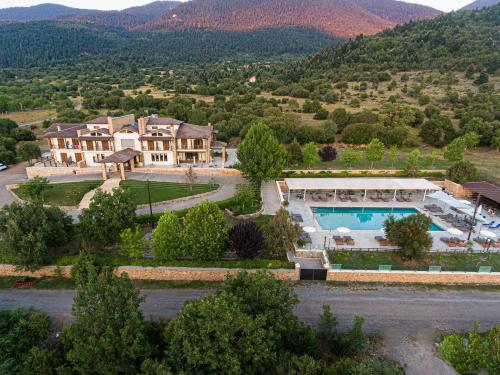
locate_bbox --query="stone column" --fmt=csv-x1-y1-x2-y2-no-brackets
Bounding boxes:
101,163,108,180
113,162,118,172
130,158,136,172
173,140,178,166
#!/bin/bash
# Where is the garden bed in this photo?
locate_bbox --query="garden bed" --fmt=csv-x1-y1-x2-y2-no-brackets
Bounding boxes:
328,251,500,272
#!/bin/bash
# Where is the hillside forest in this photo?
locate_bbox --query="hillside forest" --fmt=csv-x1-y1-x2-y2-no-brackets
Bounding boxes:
0,4,498,183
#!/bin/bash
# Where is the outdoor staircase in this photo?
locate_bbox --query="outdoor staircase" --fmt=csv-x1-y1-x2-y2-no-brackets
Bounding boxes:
78,178,121,209
261,181,282,215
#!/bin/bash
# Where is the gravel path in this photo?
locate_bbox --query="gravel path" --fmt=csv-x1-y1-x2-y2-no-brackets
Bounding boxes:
0,285,498,374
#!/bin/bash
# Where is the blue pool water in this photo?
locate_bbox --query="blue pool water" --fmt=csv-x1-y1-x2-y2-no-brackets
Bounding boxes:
312,207,444,231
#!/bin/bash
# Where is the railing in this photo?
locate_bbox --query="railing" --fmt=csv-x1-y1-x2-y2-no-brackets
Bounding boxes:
51,144,80,150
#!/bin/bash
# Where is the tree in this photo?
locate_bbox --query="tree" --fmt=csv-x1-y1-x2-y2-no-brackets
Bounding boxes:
330,108,351,132
302,99,322,113
0,150,15,165
152,210,183,261
419,115,456,147
365,138,386,169
318,120,337,143
444,137,466,162
237,122,287,184
120,226,147,259
313,108,329,120
492,136,500,152
447,161,478,184
64,261,148,374
183,200,228,260
184,166,197,191
287,138,303,165
0,118,18,136
473,71,489,85
302,142,319,168
0,202,72,270
17,143,41,165
234,183,257,212
78,188,136,250
228,221,263,259
384,213,432,260
264,208,301,259
404,149,421,177
318,146,338,162
165,292,274,374
20,176,51,202
0,308,52,374
389,145,398,168
339,147,362,169
10,128,36,141
462,131,480,151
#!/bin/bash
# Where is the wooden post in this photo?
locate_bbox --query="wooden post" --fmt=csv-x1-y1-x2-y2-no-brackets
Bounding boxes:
119,163,126,180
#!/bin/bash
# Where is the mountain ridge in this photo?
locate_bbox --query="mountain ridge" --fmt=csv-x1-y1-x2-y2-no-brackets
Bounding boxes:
141,0,441,38
461,0,500,10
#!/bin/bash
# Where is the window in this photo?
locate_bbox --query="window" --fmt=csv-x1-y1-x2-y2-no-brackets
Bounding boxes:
152,153,168,162
121,139,135,149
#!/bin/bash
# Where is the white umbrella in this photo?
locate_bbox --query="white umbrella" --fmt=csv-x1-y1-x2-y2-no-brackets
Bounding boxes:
337,227,351,234
480,230,497,239
302,226,316,234
459,200,471,205
447,228,464,236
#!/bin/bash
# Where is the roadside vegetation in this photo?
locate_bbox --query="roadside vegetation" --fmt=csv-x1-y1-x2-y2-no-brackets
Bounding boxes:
0,261,403,374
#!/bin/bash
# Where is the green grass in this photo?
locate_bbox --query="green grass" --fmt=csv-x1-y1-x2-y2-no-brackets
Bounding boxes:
0,276,218,289
53,255,294,270
14,180,102,206
120,180,218,206
329,251,500,272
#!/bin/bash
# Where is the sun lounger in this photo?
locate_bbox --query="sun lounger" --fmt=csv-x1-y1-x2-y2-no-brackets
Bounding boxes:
403,196,412,202
349,196,358,202
396,196,405,202
291,214,303,222
489,223,500,229
380,196,390,202
298,233,312,244
333,236,344,245
370,196,380,202
375,236,390,246
339,196,348,202
343,236,355,246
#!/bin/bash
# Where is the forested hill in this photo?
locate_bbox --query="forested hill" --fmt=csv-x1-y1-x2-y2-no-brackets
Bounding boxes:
0,22,339,68
462,0,500,10
282,5,499,81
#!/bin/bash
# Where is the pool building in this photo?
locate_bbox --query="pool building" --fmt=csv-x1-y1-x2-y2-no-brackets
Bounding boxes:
275,178,471,251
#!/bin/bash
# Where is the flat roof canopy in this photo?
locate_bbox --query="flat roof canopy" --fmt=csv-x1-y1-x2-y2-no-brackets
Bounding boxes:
463,181,500,204
284,178,441,191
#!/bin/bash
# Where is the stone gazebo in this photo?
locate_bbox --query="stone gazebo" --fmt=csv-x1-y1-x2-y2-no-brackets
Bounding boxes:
99,148,141,180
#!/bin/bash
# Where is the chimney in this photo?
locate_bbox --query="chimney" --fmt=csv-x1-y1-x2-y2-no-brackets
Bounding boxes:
138,118,146,135
77,129,82,137
57,125,61,131
107,116,114,135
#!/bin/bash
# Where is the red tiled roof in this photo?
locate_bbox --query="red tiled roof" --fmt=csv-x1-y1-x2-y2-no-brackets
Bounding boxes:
146,117,183,126
87,116,108,124
43,123,86,139
176,123,212,139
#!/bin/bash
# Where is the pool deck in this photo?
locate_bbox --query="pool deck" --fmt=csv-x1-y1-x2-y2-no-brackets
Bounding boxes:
288,196,500,253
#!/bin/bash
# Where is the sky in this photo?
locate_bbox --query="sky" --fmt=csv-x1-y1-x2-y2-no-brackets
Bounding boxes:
0,0,476,12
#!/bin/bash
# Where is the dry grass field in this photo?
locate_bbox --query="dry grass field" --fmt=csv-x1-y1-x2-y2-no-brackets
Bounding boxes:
0,108,56,125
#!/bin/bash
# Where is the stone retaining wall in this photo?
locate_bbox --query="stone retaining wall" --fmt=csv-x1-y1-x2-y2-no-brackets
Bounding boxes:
328,269,500,285
135,187,222,209
224,206,264,220
26,167,101,178
0,264,299,281
137,168,242,177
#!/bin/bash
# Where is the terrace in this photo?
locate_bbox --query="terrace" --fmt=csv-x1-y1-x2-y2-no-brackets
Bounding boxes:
277,178,500,253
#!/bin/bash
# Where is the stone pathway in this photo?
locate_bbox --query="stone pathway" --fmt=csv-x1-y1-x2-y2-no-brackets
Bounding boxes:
261,181,281,215
78,178,120,209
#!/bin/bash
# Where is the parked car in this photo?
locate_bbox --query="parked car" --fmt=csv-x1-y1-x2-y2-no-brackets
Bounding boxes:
0,163,7,171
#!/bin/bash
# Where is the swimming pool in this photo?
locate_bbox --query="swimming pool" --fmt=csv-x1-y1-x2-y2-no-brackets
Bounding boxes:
312,207,444,231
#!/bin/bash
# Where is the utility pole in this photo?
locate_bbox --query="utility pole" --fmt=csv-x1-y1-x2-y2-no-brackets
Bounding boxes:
147,179,154,229
467,193,481,240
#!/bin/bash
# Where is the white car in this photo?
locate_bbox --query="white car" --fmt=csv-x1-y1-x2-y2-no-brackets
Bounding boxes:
0,163,7,171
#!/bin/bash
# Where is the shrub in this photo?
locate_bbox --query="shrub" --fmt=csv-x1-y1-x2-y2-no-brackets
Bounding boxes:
120,226,147,259
318,146,338,161
183,201,228,260
228,222,264,259
287,138,303,165
447,161,478,184
264,208,301,259
152,210,183,261
313,108,329,120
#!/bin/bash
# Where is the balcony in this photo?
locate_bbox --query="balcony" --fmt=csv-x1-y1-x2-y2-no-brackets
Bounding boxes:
51,144,80,150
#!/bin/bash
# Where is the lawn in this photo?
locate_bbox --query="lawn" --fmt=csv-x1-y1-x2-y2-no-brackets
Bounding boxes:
120,180,218,206
14,180,102,206
328,251,500,272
